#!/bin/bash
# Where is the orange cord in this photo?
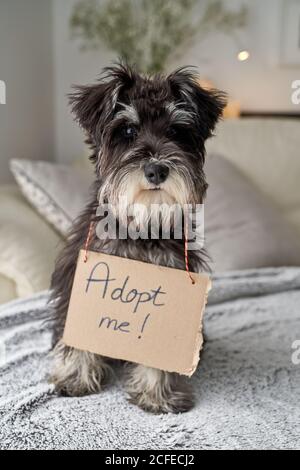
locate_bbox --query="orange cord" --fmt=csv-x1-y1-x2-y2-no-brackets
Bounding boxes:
84,221,95,263
184,214,195,285
83,217,195,284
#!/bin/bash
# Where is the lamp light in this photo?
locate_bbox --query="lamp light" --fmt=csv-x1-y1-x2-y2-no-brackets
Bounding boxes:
237,50,250,61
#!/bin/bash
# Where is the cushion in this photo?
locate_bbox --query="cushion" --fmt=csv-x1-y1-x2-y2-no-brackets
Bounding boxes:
206,118,300,235
0,274,17,304
10,159,92,237
286,208,300,235
205,154,300,271
10,155,300,273
0,185,63,300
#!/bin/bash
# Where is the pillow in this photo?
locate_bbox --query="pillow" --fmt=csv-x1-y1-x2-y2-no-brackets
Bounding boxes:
285,208,300,235
10,159,92,237
0,275,17,304
205,154,300,271
206,118,300,235
10,156,300,273
0,185,63,300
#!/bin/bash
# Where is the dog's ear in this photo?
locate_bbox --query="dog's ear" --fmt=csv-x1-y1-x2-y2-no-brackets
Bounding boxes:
69,63,137,139
168,67,227,140
69,83,110,138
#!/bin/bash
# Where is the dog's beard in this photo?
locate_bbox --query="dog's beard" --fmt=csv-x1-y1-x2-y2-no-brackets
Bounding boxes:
98,165,195,230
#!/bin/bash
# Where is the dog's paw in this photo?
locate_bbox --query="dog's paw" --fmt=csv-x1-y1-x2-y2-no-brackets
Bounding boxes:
49,342,111,397
125,365,194,414
128,387,194,414
49,373,100,397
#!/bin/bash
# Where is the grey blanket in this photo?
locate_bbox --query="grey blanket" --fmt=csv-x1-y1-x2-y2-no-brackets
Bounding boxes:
1,267,300,450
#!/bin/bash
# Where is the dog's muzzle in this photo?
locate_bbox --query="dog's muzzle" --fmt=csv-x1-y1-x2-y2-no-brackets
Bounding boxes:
144,163,169,186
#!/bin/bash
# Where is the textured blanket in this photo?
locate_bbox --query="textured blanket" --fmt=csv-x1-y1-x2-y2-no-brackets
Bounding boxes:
1,268,300,450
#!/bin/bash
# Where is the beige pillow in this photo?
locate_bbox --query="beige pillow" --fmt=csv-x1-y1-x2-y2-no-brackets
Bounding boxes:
0,185,63,300
0,275,17,304
10,159,92,237
205,154,300,271
207,118,300,235
9,155,300,274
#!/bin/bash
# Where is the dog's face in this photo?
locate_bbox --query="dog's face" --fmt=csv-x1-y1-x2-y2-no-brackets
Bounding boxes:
70,64,226,223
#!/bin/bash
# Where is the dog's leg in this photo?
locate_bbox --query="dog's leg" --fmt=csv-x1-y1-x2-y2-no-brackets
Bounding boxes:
49,341,111,397
125,364,194,414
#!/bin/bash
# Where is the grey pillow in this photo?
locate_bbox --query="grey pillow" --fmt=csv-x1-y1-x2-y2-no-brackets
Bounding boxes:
10,159,92,237
10,156,300,271
205,154,300,271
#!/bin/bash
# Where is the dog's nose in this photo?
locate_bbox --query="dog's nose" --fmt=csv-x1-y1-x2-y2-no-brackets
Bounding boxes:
144,163,169,185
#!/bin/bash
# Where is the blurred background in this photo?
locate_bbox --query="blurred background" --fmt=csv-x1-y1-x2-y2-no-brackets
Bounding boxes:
1,0,300,174
1,0,300,304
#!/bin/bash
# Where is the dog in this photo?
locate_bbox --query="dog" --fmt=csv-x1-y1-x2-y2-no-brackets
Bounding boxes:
49,62,226,414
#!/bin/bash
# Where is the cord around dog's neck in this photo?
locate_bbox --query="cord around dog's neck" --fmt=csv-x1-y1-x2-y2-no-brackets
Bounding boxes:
84,221,96,263
184,215,195,284
83,218,195,284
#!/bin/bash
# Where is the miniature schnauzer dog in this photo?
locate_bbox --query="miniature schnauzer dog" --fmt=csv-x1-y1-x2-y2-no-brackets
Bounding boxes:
49,63,226,414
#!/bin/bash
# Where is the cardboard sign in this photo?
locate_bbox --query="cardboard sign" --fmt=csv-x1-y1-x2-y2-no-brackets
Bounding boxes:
63,250,211,376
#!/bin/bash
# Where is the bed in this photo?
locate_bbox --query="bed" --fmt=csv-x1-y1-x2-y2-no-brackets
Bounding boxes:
1,267,299,450
1,118,300,450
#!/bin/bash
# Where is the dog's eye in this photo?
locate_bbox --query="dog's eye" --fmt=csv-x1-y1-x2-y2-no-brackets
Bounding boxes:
122,125,137,139
168,125,191,141
167,126,177,138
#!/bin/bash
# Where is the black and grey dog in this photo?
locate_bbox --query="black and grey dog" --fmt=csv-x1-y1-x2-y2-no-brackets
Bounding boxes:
49,63,226,414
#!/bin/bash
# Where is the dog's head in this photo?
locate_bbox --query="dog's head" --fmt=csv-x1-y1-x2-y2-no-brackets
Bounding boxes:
70,63,226,223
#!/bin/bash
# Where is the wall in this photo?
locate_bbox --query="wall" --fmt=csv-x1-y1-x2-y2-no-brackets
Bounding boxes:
52,0,114,164
53,0,115,162
52,0,300,165
186,0,299,113
0,0,54,183
1,0,299,171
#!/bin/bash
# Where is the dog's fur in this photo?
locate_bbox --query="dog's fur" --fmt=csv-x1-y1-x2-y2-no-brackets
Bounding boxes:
49,63,226,413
